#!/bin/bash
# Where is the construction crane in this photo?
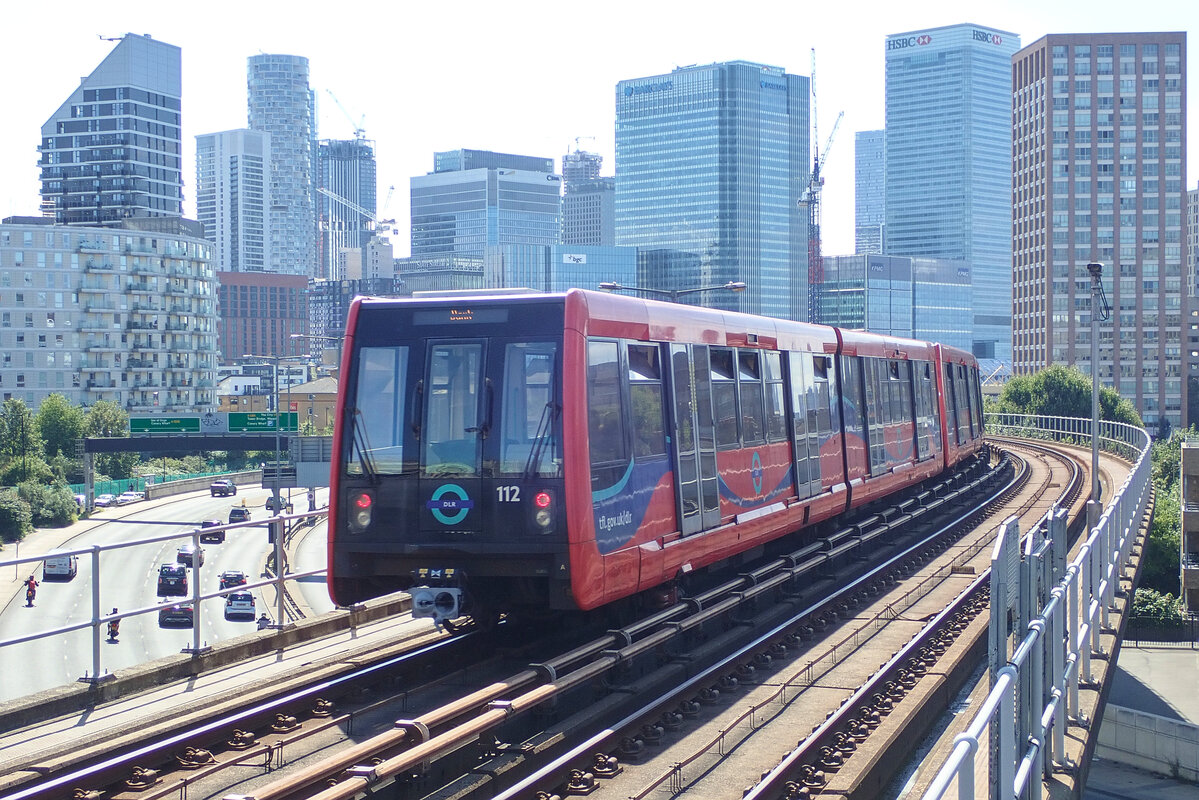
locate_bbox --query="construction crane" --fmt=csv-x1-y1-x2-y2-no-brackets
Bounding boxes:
324,89,366,141
317,187,394,235
800,49,843,325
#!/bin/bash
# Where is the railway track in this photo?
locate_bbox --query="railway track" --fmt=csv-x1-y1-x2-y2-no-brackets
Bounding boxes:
6,442,1091,800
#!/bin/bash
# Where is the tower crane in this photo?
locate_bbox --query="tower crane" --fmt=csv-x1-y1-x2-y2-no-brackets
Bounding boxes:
317,187,394,235
799,48,843,325
324,89,366,140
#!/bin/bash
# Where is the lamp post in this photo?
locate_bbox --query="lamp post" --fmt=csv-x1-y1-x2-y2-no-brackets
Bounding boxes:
1086,262,1103,530
598,280,747,304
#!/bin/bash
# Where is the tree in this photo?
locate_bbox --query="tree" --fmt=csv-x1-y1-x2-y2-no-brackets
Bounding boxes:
993,365,1142,427
0,489,33,543
0,398,46,484
84,400,139,480
36,393,84,460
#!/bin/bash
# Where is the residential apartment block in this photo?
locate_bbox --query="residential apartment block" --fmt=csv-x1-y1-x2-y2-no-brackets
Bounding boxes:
1012,33,1187,431
0,218,217,411
195,129,272,273
39,34,183,226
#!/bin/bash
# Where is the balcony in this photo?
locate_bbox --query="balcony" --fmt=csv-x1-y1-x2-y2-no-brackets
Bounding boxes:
125,321,158,331
126,283,157,295
130,263,164,276
83,259,114,272
78,281,109,294
131,302,163,313
126,358,155,369
85,379,116,389
83,302,117,313
77,240,109,254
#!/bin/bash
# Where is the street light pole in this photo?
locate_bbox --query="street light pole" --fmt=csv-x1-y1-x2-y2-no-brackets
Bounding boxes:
597,281,747,303
1086,262,1103,531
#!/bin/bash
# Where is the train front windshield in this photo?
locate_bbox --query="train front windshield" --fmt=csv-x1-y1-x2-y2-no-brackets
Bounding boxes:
344,303,564,480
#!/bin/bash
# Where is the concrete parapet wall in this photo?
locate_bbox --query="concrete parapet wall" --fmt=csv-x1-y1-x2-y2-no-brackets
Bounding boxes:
1097,704,1199,783
144,470,261,501
0,593,410,732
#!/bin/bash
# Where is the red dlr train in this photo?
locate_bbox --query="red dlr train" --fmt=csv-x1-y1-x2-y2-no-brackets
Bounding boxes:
327,289,985,623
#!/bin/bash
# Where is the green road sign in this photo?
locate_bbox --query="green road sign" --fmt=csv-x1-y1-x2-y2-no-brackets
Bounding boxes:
229,412,297,433
130,416,201,434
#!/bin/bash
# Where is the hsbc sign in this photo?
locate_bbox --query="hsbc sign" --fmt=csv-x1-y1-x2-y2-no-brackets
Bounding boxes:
887,34,932,51
973,29,1004,45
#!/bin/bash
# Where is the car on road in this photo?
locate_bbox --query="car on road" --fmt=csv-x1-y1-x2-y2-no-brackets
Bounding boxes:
219,569,247,590
224,591,256,620
228,506,252,524
158,603,194,627
94,494,116,508
265,495,293,513
157,564,187,596
199,519,225,544
210,479,237,497
176,543,205,567
115,491,142,505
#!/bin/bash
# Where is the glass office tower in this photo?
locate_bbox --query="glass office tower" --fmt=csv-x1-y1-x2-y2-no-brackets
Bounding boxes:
615,61,809,319
885,23,1020,359
854,130,885,254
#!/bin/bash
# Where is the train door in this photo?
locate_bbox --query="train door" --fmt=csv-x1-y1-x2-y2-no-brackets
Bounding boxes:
668,344,720,534
418,340,485,533
669,345,701,535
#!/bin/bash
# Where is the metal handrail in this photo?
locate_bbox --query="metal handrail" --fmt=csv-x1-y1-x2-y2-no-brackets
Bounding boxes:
921,413,1152,800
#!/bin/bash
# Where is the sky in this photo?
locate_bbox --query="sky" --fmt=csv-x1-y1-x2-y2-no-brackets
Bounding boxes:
1,1,1197,257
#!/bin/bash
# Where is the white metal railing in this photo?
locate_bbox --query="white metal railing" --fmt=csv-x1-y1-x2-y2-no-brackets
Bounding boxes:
921,413,1152,800
0,509,327,686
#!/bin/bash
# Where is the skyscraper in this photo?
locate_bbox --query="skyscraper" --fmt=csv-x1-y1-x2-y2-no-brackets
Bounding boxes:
195,129,272,273
410,149,561,260
885,24,1020,359
615,61,809,319
562,149,614,246
317,138,378,280
39,34,183,226
1012,33,1188,431
248,54,316,276
854,130,885,254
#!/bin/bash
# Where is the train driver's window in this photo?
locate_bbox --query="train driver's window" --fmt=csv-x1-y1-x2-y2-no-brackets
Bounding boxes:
350,346,408,474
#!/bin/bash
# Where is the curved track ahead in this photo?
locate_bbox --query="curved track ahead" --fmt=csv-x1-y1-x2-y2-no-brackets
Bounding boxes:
4,442,1097,800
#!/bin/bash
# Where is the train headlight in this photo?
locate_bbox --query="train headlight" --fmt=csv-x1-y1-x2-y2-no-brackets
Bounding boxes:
534,490,552,529
348,491,373,532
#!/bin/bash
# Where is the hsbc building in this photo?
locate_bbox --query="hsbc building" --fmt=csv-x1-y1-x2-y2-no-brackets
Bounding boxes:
883,23,1020,362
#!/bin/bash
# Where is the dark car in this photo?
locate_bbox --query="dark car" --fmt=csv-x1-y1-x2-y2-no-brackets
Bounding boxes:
228,506,252,524
219,569,248,590
210,479,237,497
199,519,225,544
176,543,205,567
265,495,293,513
157,564,188,596
158,603,194,627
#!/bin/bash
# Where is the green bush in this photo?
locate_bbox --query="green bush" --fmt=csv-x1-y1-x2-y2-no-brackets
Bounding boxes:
0,490,33,543
1131,588,1183,626
17,481,78,527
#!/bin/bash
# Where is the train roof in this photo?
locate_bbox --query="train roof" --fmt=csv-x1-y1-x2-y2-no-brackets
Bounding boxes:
350,289,969,361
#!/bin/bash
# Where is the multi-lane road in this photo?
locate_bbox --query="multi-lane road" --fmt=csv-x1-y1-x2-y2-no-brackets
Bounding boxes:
0,487,334,703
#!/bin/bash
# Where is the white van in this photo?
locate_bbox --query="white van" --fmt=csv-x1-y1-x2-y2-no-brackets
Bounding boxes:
43,554,78,580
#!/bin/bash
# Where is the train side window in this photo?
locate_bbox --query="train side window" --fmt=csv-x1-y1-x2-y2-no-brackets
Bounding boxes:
738,350,765,445
587,340,626,482
350,345,408,475
710,348,739,449
628,344,667,458
763,352,786,442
